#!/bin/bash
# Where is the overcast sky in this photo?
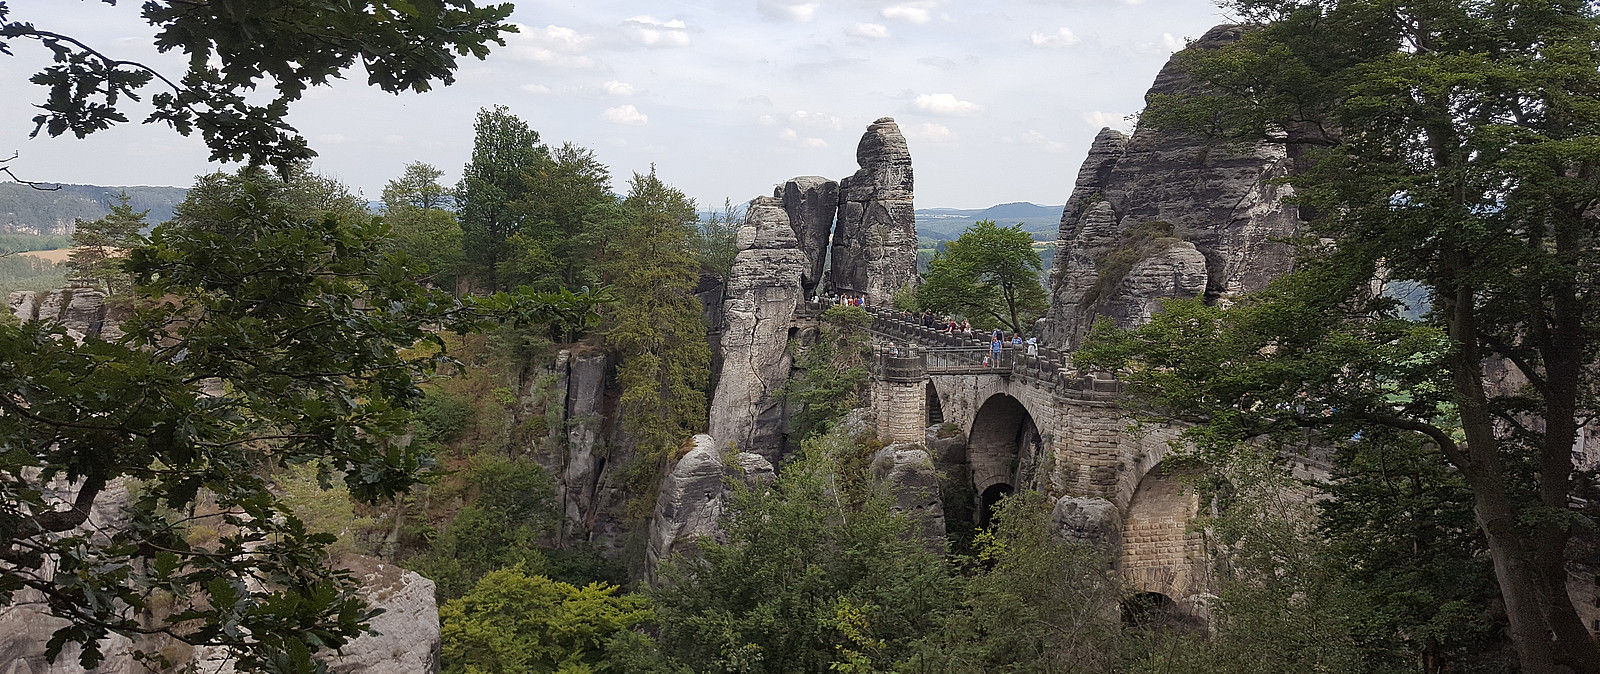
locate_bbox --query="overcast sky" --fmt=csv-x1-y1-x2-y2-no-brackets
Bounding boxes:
1,0,1233,209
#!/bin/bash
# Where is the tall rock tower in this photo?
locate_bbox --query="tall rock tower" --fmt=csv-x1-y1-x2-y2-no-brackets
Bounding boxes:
1041,25,1302,348
829,117,918,306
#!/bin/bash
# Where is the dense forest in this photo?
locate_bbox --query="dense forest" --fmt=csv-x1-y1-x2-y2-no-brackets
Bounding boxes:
3,0,1600,673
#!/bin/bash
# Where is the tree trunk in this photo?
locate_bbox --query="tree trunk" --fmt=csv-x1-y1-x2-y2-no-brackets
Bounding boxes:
1446,284,1600,673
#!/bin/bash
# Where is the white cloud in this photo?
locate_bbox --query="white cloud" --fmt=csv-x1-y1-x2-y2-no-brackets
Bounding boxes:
316,133,348,145
758,114,779,125
602,80,635,96
848,23,891,39
757,1,819,21
778,127,827,147
520,83,552,94
803,137,829,148
1021,129,1072,153
902,122,957,142
914,93,984,117
882,4,933,24
789,110,842,129
382,134,407,145
507,24,596,68
778,127,799,140
624,15,691,48
1162,32,1184,50
602,104,649,125
1030,27,1080,48
1082,111,1132,131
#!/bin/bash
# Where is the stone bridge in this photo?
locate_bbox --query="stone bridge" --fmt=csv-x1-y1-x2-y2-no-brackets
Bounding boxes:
859,306,1211,607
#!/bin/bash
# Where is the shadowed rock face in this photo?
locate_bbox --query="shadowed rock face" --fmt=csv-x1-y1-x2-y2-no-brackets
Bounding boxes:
1042,24,1301,348
645,434,775,585
775,176,839,296
708,196,809,460
830,117,917,306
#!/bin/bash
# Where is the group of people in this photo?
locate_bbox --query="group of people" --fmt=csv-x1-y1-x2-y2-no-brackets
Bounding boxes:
815,292,869,307
895,309,1041,367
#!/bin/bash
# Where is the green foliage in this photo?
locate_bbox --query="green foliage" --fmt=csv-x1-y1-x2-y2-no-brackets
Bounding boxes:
1123,451,1381,674
780,305,873,441
651,426,955,674
603,169,710,499
0,183,185,234
406,457,562,600
0,166,601,672
0,233,73,254
383,162,465,288
0,254,65,294
915,220,1046,335
414,389,475,444
504,142,615,293
66,192,146,293
440,566,652,674
907,491,1124,673
695,198,741,283
458,106,548,291
1099,1,1600,666
1,1,515,173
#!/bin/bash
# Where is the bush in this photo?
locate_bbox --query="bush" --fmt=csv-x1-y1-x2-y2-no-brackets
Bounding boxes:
440,566,652,674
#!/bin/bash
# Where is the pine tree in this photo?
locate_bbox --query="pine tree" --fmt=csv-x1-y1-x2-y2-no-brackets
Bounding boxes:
66,193,146,293
603,168,710,496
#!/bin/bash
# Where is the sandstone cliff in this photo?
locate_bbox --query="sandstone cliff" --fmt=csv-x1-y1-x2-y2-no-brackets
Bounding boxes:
707,196,809,460
1041,24,1301,348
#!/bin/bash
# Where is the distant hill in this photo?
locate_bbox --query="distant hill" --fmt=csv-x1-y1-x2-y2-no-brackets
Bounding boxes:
916,202,1062,241
0,182,189,235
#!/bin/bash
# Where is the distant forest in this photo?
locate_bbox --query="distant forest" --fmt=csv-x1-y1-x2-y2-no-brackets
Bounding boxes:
0,182,187,234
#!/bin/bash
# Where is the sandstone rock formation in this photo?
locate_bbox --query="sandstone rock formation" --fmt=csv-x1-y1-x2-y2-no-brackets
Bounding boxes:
1051,495,1122,549
1041,24,1301,348
775,176,839,296
9,283,123,341
871,444,947,549
830,117,918,306
646,434,775,584
707,196,809,460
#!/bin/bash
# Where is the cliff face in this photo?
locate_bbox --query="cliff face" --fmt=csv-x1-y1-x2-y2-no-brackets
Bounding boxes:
1041,24,1301,348
829,117,918,306
775,176,839,297
707,196,810,461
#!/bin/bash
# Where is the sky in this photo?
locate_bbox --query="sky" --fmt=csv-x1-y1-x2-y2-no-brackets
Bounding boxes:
0,0,1235,209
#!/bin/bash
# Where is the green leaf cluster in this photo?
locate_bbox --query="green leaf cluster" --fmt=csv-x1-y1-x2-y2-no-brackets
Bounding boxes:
440,566,652,674
916,220,1046,335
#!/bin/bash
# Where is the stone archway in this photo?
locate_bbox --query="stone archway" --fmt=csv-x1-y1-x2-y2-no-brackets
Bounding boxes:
1120,464,1208,601
966,393,1041,495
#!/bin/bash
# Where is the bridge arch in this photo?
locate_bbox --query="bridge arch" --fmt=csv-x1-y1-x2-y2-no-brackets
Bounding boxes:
967,393,1043,498
1119,462,1208,601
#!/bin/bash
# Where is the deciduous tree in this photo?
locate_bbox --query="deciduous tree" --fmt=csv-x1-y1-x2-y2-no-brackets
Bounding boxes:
916,220,1046,335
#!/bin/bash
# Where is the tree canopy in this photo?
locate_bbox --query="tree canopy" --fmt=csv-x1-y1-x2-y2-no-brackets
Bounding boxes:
1080,0,1600,670
0,1,515,173
916,220,1046,335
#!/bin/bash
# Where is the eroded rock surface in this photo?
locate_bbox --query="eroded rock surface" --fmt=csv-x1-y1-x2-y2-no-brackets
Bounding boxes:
1042,24,1301,348
707,196,808,459
9,283,122,341
775,176,839,296
872,444,946,549
646,434,774,584
1051,495,1122,549
830,117,917,306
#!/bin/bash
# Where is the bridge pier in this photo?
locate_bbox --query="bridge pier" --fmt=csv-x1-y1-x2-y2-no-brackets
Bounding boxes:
874,354,928,444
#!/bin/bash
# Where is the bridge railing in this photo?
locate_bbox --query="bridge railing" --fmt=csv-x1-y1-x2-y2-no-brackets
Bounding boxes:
862,306,1123,395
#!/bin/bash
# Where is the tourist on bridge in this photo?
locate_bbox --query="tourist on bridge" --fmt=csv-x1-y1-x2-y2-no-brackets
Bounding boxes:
1026,336,1038,357
961,320,972,335
989,337,1002,365
1011,333,1023,348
